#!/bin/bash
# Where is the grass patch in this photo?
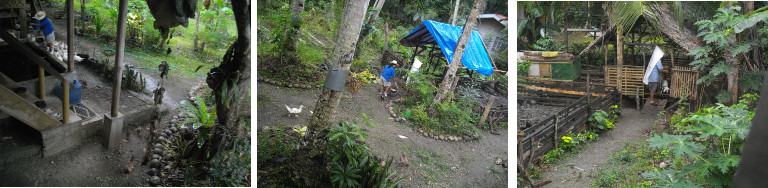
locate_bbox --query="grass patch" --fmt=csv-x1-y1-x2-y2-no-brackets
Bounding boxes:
590,142,667,187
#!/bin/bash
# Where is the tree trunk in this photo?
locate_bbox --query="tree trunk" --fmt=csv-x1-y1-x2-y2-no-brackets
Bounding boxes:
381,22,389,62
355,0,386,57
745,1,761,70
450,0,460,25
202,0,250,160
294,0,369,186
726,49,740,104
280,0,305,64
616,25,623,95
433,0,484,105
193,6,201,51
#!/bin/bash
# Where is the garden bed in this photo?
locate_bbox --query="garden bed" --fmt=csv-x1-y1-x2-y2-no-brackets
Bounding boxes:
517,80,620,166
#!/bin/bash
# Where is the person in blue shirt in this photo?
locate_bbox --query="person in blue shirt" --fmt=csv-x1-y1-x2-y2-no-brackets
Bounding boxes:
379,60,399,98
648,60,668,105
30,11,55,52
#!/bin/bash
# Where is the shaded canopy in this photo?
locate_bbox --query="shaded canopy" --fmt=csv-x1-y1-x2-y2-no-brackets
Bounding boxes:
577,3,704,57
400,20,495,76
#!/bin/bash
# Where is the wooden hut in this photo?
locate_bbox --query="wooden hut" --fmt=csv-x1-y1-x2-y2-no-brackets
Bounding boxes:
575,3,706,106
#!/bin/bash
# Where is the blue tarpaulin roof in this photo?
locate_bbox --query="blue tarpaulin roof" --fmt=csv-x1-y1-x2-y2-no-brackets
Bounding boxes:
400,20,494,76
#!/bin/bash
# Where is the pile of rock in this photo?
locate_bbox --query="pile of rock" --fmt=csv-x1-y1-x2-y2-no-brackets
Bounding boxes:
415,128,479,142
257,77,321,89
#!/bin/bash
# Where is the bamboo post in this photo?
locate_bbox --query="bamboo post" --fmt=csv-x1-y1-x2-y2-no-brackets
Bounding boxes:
478,96,496,126
62,81,69,123
617,26,624,95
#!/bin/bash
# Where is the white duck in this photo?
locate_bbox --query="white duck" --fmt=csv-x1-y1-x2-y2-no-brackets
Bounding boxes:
662,80,670,93
285,105,305,117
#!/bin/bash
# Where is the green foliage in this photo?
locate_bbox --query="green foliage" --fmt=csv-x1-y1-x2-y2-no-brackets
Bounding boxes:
517,60,531,77
256,126,298,185
542,131,599,164
689,5,768,92
326,117,404,188
588,108,619,131
532,34,565,51
210,127,251,186
181,97,217,130
643,94,758,187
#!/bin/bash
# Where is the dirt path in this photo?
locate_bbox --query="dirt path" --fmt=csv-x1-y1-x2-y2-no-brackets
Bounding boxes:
536,107,656,188
257,82,509,187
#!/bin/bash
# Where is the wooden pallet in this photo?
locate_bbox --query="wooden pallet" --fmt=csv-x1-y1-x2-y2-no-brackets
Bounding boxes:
671,66,698,99
605,65,645,97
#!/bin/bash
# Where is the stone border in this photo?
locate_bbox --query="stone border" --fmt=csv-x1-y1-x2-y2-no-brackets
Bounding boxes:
257,77,321,90
387,99,480,142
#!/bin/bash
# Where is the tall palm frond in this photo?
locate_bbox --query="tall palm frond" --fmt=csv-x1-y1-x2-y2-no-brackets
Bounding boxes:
607,1,652,34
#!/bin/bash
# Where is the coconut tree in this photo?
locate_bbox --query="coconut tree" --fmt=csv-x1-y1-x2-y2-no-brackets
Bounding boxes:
293,0,369,186
279,0,306,64
433,0,484,104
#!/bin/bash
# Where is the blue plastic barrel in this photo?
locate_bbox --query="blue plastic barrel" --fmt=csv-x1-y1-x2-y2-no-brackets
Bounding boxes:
55,79,82,103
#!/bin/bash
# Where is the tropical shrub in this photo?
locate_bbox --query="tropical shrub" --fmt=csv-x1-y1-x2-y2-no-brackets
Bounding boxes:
326,114,404,188
642,94,758,187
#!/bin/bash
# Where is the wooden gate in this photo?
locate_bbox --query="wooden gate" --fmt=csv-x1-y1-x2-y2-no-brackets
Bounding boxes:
605,65,645,97
670,66,699,99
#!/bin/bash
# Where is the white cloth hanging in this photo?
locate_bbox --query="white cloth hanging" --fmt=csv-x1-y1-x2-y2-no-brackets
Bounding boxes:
643,46,664,85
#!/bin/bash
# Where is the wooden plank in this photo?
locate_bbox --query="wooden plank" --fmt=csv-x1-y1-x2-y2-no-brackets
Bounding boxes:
520,85,606,97
540,64,551,78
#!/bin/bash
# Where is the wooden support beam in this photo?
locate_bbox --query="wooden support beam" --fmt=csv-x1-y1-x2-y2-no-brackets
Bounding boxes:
478,96,495,126
0,29,65,81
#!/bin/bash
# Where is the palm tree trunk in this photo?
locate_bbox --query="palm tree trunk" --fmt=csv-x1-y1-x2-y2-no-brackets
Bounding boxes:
355,0,386,57
294,0,369,186
616,25,623,95
433,0,484,105
450,0,460,25
280,0,306,64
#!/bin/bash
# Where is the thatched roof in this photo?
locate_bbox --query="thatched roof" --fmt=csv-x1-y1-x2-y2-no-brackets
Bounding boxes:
577,3,705,57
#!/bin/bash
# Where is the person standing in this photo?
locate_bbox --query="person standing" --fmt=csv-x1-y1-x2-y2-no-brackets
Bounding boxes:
648,60,668,105
30,11,55,52
379,60,399,98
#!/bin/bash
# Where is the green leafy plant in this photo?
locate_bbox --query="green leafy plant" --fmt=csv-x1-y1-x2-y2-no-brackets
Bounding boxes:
181,97,217,130
326,115,404,188
589,110,617,131
643,94,758,187
688,5,768,98
517,60,531,77
531,34,565,51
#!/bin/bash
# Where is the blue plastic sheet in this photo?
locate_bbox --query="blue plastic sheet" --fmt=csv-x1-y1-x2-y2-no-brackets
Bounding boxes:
402,20,494,76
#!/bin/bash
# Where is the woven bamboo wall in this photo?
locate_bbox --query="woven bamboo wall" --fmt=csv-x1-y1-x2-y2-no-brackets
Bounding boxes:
605,65,645,97
671,66,698,99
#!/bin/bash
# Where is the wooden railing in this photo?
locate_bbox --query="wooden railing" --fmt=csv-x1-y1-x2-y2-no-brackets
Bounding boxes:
517,80,620,167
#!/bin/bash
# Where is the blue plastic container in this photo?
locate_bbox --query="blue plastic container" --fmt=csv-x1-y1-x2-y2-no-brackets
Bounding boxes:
55,79,82,103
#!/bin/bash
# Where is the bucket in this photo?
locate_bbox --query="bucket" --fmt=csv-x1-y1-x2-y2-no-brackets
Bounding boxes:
55,79,82,103
323,66,348,91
